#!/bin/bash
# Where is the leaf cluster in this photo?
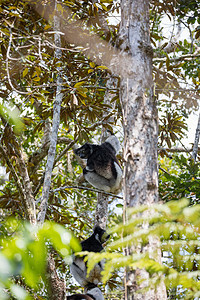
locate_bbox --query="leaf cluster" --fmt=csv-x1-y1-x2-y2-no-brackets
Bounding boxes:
85,199,200,299
159,154,200,205
0,219,80,299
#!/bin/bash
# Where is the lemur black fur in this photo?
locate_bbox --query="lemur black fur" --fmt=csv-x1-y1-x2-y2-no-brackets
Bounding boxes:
74,134,122,193
70,226,110,288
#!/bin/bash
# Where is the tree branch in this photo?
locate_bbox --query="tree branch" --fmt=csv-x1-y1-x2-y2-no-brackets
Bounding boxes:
153,53,200,64
54,137,78,166
52,185,123,199
29,136,74,174
37,7,63,224
0,144,36,223
15,148,36,224
0,145,25,204
6,29,30,95
94,77,119,229
46,254,66,300
159,147,194,153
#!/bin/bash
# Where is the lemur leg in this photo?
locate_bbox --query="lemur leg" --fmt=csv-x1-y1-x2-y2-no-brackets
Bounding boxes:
70,258,87,287
83,169,113,192
70,258,104,287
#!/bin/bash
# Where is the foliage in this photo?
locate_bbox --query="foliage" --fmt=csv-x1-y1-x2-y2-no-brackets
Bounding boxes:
159,154,200,205
0,219,80,299
0,0,199,298
159,111,187,148
86,199,200,299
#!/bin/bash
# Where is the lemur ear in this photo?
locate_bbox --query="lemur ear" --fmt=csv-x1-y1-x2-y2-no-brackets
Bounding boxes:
86,143,93,152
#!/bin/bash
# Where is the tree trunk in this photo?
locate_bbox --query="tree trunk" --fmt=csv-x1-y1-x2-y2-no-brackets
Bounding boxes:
119,0,167,299
37,2,63,225
94,76,119,229
46,254,66,300
36,2,66,298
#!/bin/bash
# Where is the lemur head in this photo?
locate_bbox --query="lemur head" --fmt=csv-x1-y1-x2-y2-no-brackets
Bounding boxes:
93,226,110,244
74,143,93,159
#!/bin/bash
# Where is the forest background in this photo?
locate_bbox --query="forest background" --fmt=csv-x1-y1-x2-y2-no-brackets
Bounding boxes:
0,0,200,299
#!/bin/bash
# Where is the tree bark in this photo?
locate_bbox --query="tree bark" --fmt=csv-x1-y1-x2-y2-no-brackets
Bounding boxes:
35,2,66,298
192,111,200,162
37,4,63,225
94,76,119,229
46,254,66,300
119,0,167,299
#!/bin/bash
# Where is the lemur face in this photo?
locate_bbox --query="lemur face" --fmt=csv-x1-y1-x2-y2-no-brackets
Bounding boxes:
74,143,93,159
94,226,110,244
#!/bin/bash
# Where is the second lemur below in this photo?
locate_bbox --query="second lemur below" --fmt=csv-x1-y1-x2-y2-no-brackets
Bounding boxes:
70,226,110,288
74,134,122,194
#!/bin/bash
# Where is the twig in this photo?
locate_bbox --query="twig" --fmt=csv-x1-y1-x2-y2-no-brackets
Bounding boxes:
33,173,45,197
52,185,123,199
0,145,26,210
54,137,78,165
159,166,171,176
159,147,193,153
153,53,200,64
6,29,30,95
29,137,74,174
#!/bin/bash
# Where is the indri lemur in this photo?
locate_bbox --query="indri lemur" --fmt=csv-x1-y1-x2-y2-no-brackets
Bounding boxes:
74,134,122,193
70,226,110,288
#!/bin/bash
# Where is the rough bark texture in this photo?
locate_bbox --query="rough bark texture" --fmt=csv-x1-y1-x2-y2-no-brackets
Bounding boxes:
192,111,200,162
0,126,36,224
94,76,118,229
95,129,109,229
16,149,37,225
46,254,66,300
95,192,108,229
119,0,167,299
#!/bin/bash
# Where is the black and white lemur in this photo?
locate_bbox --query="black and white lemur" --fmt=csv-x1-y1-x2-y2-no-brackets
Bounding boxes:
66,285,104,300
70,226,110,289
74,133,122,194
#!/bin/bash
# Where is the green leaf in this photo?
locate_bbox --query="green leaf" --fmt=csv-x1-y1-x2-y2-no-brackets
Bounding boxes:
96,65,109,70
22,68,29,78
89,62,95,68
74,81,86,88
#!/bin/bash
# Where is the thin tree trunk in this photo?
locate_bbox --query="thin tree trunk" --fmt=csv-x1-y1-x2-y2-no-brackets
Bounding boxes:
192,111,200,162
36,2,66,298
46,254,66,300
119,0,167,299
37,4,63,225
94,76,119,229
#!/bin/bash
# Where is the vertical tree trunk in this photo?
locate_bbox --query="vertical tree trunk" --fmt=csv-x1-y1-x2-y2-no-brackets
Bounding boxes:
36,2,66,298
119,0,167,299
95,127,110,229
37,3,63,225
